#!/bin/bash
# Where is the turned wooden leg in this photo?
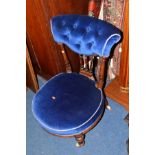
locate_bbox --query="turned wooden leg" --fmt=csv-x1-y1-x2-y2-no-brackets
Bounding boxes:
75,134,85,147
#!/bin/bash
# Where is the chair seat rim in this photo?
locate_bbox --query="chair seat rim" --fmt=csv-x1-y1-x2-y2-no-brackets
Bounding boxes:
32,73,105,135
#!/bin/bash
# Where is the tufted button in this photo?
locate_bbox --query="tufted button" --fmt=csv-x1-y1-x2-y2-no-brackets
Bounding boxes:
98,30,103,35
75,44,81,49
62,20,66,26
62,34,70,41
73,23,78,29
86,42,94,49
78,41,81,44
91,41,94,45
86,26,91,33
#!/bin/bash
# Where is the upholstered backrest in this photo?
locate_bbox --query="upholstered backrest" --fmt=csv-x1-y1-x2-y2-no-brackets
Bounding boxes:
51,14,121,57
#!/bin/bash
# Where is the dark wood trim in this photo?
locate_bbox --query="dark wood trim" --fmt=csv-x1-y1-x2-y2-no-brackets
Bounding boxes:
26,46,39,93
96,57,108,89
119,0,129,90
105,77,129,111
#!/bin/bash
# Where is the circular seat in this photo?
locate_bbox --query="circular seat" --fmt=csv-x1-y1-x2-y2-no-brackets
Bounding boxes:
32,73,105,136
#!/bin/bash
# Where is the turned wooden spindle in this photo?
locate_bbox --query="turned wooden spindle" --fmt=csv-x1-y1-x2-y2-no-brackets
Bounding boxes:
96,57,108,89
96,57,111,110
119,0,129,93
58,43,72,72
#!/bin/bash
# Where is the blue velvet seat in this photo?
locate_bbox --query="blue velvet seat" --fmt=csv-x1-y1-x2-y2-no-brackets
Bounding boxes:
32,73,104,136
32,14,121,146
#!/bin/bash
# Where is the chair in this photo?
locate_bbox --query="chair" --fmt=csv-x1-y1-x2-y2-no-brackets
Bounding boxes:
32,14,121,147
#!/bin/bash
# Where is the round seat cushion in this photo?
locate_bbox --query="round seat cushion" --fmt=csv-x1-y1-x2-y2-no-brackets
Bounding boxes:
32,73,105,136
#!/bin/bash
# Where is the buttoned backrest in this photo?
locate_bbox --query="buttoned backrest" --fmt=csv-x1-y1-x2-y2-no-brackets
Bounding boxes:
51,14,121,57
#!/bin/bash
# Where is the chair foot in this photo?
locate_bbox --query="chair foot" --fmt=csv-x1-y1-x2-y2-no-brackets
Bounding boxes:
105,98,112,111
75,141,85,147
75,134,85,147
106,105,112,110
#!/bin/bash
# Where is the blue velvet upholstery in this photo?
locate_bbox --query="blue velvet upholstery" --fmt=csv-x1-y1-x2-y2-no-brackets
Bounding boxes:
51,14,121,57
32,15,122,137
32,73,104,136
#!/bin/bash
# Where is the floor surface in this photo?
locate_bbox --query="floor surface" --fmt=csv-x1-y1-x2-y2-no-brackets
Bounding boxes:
26,78,129,155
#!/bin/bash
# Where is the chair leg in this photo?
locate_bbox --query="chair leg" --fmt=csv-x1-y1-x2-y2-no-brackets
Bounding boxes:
75,134,85,147
105,98,112,110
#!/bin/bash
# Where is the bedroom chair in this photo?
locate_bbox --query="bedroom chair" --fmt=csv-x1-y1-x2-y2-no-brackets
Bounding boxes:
32,14,121,147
